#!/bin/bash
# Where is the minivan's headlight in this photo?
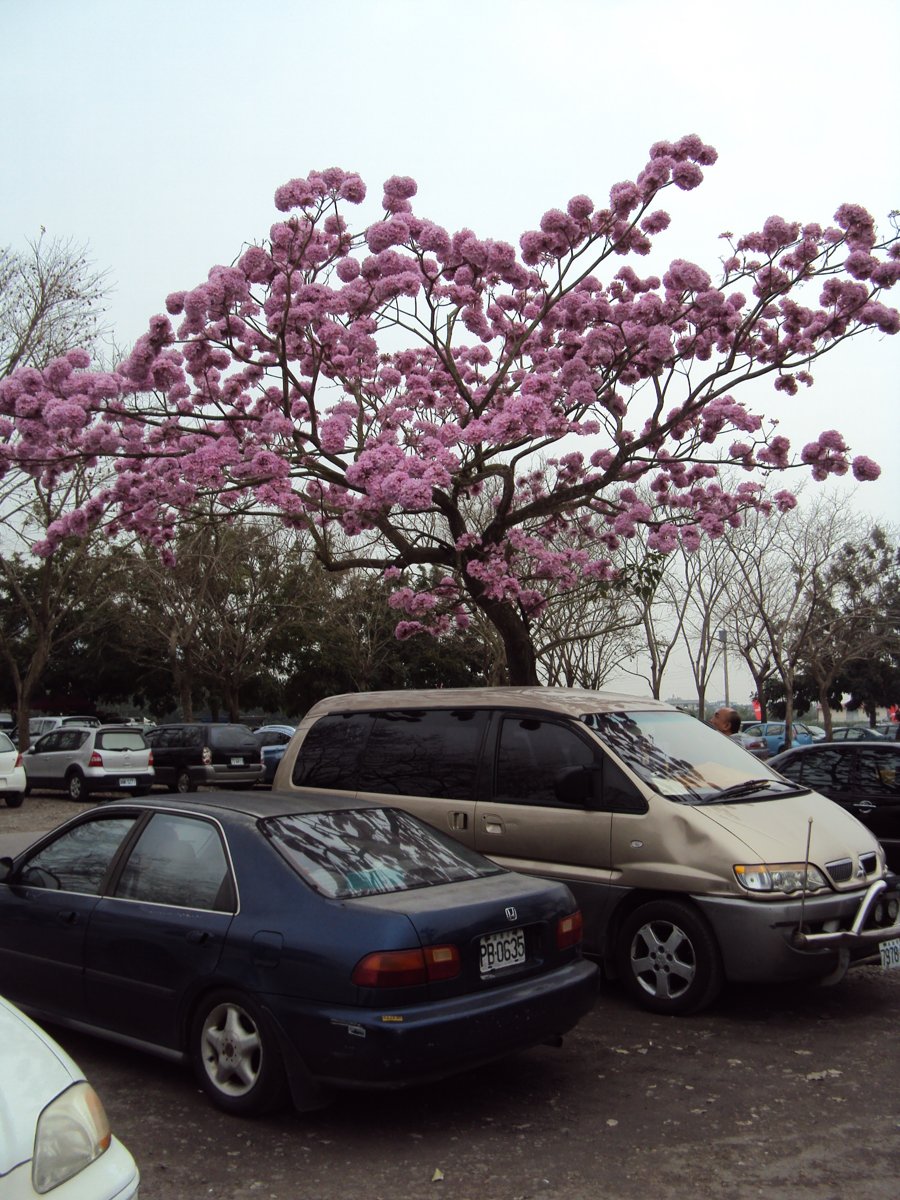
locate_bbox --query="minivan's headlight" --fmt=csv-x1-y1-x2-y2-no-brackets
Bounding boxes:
33,1081,111,1193
734,863,828,893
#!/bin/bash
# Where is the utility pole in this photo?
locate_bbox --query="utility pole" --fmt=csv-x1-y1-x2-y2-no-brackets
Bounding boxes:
717,628,730,706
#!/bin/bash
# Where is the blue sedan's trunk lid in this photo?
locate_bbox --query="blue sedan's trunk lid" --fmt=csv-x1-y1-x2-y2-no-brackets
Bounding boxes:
347,869,578,997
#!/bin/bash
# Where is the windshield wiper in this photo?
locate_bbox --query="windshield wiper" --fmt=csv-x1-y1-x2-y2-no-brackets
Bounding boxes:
713,779,780,802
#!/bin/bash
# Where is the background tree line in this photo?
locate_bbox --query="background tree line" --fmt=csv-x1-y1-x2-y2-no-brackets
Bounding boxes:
1,496,897,737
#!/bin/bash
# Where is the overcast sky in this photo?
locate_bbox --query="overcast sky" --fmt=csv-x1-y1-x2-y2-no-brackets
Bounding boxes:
3,0,898,701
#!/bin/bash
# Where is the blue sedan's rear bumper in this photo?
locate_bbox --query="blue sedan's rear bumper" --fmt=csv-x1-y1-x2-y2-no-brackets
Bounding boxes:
262,958,598,1090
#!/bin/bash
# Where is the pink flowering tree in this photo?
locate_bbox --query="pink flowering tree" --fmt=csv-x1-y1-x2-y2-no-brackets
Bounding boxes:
2,135,899,685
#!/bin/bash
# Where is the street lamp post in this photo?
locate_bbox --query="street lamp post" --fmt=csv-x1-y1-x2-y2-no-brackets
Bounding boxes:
717,628,730,707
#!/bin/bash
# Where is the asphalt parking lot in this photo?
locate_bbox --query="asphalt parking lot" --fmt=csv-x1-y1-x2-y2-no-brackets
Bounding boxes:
3,794,899,1200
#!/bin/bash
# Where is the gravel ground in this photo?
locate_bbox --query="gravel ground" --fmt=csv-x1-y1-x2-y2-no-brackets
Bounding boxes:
2,793,95,832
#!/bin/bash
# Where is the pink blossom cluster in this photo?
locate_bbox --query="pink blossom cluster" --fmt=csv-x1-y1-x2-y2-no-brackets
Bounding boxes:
2,137,898,647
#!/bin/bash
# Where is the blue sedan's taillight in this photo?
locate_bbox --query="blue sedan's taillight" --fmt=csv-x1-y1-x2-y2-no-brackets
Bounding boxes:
556,910,583,950
352,945,461,987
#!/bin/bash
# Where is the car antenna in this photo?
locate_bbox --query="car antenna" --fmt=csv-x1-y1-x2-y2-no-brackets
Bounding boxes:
799,816,814,933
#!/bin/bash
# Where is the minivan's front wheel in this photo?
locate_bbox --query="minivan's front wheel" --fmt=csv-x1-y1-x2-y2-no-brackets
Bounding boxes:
191,992,288,1116
615,899,723,1015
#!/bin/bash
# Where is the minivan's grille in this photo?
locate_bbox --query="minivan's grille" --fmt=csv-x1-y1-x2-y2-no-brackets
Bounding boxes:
860,852,878,876
825,858,853,883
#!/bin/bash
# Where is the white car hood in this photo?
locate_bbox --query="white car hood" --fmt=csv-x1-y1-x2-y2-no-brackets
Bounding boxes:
0,997,81,1176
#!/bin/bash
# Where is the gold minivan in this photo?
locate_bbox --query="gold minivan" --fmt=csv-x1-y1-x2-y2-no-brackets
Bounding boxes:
273,687,900,1013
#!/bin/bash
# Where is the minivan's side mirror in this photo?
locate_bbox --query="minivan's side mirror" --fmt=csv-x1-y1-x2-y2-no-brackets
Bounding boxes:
555,758,648,813
0,856,14,883
554,765,597,806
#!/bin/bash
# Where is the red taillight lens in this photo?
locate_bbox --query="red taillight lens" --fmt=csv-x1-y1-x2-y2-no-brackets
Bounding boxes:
556,910,583,950
147,750,154,766
88,751,103,768
352,944,461,988
14,753,23,768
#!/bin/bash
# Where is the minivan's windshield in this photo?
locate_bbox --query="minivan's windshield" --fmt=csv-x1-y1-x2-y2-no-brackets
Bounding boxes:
581,710,796,805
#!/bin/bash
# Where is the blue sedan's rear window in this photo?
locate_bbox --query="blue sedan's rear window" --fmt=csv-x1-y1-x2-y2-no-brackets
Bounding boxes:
263,807,504,898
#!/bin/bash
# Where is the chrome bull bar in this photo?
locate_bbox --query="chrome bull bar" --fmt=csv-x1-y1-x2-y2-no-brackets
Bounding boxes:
791,878,900,949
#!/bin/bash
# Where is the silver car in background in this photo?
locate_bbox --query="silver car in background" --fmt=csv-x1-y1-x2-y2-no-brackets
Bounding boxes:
23,725,154,802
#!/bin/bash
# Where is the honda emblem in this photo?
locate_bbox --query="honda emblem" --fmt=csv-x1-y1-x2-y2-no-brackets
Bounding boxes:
505,906,518,921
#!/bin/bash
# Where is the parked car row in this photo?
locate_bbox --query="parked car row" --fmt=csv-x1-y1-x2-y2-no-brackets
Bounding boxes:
272,687,900,1016
2,719,300,807
1,684,898,1124
1,722,267,805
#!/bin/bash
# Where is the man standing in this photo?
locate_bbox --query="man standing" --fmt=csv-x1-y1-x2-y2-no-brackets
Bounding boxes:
712,707,741,735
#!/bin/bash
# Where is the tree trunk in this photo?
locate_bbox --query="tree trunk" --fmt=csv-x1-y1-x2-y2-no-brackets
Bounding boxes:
782,688,795,750
818,685,835,739
13,639,51,749
471,595,538,686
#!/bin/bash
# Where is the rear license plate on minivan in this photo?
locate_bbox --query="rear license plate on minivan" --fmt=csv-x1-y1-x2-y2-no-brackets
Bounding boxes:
480,928,526,975
118,777,136,788
880,938,900,970
230,757,244,766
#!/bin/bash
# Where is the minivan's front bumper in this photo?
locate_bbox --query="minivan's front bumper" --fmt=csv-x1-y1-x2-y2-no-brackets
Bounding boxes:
697,877,900,983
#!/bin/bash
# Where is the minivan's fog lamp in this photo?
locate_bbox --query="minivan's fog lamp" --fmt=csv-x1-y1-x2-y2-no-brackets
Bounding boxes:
734,863,827,893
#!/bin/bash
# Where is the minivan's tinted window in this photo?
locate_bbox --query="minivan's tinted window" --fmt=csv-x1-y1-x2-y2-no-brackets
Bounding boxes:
294,713,373,790
495,717,596,805
357,710,488,800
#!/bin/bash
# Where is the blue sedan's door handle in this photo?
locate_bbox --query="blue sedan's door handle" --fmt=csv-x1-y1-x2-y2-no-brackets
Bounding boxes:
186,929,211,945
56,910,79,925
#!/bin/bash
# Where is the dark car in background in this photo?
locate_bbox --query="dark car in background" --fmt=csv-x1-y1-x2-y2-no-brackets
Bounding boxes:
22,725,154,801
830,726,888,742
144,724,263,793
0,792,597,1115
769,741,900,870
253,724,296,785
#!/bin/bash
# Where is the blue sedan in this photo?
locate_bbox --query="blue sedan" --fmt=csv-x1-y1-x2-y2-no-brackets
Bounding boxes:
0,792,597,1115
740,721,816,755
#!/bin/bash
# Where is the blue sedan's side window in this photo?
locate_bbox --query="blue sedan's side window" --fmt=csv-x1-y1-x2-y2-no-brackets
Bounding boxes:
18,818,137,894
115,814,233,911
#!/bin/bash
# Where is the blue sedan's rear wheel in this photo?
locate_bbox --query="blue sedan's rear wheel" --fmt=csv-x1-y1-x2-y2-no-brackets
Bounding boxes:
191,991,288,1116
